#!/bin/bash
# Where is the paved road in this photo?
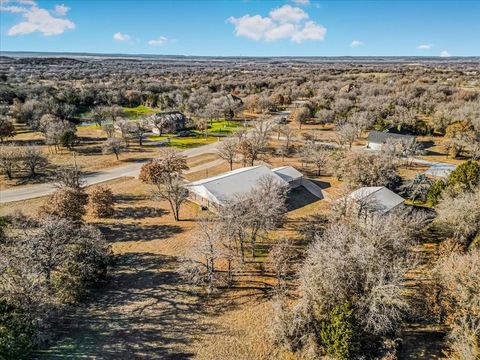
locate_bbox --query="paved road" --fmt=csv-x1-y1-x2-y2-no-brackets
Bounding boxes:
0,141,223,204
0,112,445,204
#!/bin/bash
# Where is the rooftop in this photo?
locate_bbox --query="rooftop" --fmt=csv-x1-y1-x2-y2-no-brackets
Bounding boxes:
186,165,288,205
348,186,404,214
367,130,416,144
424,162,457,178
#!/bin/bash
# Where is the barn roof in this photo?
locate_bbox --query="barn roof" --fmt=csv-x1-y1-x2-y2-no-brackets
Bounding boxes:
348,186,404,214
424,163,457,178
367,130,416,144
272,166,304,182
185,165,288,206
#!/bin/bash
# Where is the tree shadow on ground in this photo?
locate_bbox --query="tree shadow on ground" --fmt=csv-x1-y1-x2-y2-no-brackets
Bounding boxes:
33,252,218,360
113,206,169,220
113,193,147,202
98,222,183,242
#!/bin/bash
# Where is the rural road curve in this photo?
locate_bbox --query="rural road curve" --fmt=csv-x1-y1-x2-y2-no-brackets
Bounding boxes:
0,141,223,204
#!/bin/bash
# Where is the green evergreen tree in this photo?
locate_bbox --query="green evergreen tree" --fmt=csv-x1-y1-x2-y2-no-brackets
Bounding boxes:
320,302,359,360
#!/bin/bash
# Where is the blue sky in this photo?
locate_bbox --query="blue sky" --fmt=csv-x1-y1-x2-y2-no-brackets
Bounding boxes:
1,0,479,56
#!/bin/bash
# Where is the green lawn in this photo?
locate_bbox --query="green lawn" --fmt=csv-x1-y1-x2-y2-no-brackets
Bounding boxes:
166,136,218,149
147,134,175,141
123,105,157,119
206,120,241,134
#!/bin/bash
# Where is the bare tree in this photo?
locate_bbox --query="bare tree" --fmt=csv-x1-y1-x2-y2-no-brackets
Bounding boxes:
217,138,238,170
0,144,22,179
275,209,425,356
22,146,48,178
0,115,15,143
268,237,295,290
101,123,115,138
131,118,149,146
301,143,330,176
435,187,480,246
435,249,480,360
335,152,400,189
139,148,189,221
336,123,358,150
116,118,135,147
102,137,126,160
290,107,309,129
237,120,272,166
220,176,288,259
179,218,223,292
280,125,295,151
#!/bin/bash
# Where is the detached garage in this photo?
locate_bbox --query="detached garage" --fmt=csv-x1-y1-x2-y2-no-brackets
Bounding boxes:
367,131,416,151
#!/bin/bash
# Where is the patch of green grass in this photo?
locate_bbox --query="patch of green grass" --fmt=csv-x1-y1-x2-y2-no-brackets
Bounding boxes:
166,136,218,149
123,105,157,119
147,134,175,141
207,120,241,134
77,123,101,129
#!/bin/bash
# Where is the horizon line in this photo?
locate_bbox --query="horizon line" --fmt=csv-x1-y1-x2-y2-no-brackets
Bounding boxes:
1,50,479,60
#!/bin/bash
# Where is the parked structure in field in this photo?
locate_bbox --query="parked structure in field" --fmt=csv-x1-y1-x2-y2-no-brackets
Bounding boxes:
366,130,416,151
151,111,186,134
185,165,304,210
345,186,405,215
424,162,457,179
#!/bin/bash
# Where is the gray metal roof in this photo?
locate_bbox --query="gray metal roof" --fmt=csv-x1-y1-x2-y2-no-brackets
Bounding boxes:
272,166,304,182
348,186,404,214
424,163,457,178
185,165,288,205
367,130,416,144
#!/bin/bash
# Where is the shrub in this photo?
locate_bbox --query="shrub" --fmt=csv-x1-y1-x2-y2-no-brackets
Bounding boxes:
320,302,359,360
448,160,480,190
427,179,447,205
0,301,35,359
88,186,114,218
41,188,88,221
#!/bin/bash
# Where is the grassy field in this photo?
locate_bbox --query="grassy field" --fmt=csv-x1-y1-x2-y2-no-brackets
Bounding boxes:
205,120,242,134
166,136,218,149
123,105,157,119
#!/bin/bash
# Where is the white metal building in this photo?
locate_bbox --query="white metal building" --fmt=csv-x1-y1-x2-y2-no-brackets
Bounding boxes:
185,165,303,210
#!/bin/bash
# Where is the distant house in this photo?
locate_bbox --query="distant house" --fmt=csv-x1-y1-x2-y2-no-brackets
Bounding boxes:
424,162,457,179
367,131,416,151
345,186,405,215
185,165,303,210
151,111,186,134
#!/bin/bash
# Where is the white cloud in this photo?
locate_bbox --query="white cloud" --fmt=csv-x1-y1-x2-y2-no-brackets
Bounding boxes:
350,40,364,48
54,4,69,16
227,15,273,41
148,36,170,46
292,0,310,5
1,0,75,36
113,32,131,42
269,5,308,23
0,5,27,12
291,21,326,43
417,44,432,50
440,50,451,57
227,4,326,43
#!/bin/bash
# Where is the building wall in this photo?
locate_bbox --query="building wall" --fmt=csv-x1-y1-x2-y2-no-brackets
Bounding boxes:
367,142,383,150
289,177,303,189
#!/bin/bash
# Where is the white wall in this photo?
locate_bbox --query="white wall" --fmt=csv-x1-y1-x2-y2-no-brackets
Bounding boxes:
367,142,383,151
